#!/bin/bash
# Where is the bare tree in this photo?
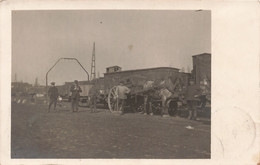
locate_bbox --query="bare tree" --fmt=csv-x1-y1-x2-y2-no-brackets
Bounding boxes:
187,66,191,73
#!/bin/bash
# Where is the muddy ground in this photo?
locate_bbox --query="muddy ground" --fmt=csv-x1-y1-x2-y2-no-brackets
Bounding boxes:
11,102,210,159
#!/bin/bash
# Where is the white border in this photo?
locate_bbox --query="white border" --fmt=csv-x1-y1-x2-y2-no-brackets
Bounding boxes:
1,0,259,165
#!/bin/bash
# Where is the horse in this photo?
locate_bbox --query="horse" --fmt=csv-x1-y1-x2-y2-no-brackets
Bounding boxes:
142,76,184,116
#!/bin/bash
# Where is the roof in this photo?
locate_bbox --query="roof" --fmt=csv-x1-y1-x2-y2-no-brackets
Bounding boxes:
65,80,92,85
192,53,211,57
104,67,180,75
65,78,104,85
106,65,122,69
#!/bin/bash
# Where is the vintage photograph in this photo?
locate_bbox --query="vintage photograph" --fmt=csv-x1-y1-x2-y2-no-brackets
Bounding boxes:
11,10,211,159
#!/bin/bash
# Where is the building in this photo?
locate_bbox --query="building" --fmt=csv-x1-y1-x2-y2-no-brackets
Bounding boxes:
103,66,190,93
60,78,105,97
106,66,122,73
27,86,46,94
61,81,93,97
192,53,211,84
11,82,33,94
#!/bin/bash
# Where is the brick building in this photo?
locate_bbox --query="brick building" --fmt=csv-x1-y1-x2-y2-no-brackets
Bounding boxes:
103,66,190,93
192,53,211,84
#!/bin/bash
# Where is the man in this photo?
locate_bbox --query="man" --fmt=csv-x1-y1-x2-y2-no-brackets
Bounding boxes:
88,83,99,113
142,80,154,115
70,80,82,112
185,79,200,120
48,82,59,112
142,95,153,115
116,81,130,115
199,77,209,110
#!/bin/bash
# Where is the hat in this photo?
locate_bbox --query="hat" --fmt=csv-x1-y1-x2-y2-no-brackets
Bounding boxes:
51,82,55,85
74,80,78,84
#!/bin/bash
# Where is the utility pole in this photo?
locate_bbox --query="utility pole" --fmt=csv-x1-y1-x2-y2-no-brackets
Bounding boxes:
90,42,96,80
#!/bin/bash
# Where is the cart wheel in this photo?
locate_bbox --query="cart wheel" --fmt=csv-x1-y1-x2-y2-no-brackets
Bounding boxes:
108,86,120,113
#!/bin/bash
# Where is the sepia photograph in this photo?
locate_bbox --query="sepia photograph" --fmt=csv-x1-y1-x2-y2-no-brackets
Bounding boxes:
11,10,211,159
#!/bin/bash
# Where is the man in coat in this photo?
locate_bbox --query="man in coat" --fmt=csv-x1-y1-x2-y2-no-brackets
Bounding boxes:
199,76,210,110
70,80,82,112
48,82,59,112
185,79,200,120
116,81,131,115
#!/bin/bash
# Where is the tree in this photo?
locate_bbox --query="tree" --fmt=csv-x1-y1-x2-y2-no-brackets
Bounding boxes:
34,77,39,87
187,66,191,73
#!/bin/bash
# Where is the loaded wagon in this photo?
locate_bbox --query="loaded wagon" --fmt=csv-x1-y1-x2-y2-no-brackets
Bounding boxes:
107,75,188,116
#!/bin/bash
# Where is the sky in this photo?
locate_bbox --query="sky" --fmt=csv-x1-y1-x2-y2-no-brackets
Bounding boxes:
12,10,211,85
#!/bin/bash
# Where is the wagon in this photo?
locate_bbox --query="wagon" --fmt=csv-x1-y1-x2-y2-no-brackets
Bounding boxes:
107,76,185,116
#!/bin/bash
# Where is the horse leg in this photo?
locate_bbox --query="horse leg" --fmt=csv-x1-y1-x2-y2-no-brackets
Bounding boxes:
161,96,169,117
143,95,148,114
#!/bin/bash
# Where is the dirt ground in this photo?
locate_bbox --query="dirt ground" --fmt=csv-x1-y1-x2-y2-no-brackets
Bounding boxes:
11,102,210,159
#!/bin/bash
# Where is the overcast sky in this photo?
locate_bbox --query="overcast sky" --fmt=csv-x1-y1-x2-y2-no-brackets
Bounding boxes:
12,10,211,85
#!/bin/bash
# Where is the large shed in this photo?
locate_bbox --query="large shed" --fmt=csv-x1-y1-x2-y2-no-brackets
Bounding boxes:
192,53,211,84
103,67,190,93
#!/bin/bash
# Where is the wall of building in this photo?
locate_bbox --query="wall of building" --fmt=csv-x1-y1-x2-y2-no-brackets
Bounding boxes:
106,66,122,73
11,82,33,94
192,54,211,84
103,68,189,93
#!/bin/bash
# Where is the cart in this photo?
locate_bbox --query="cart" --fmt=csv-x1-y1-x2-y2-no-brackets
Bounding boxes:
107,77,185,116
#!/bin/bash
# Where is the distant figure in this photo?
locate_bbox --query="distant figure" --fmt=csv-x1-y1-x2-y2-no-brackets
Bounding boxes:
70,80,82,112
48,82,59,112
116,81,130,115
89,83,99,113
185,79,200,120
199,77,210,110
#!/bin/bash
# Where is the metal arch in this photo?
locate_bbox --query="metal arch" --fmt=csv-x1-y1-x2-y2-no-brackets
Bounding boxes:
45,58,90,94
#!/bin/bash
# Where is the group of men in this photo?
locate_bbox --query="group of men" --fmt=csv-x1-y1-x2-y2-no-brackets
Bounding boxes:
140,77,210,120
47,78,209,120
47,80,83,112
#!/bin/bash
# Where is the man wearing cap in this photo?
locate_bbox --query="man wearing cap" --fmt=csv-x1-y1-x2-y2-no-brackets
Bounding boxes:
185,79,200,120
199,76,210,110
70,80,82,112
116,81,130,115
48,82,59,112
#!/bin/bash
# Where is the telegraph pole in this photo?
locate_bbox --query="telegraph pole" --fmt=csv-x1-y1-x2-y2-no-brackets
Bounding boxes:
90,42,96,80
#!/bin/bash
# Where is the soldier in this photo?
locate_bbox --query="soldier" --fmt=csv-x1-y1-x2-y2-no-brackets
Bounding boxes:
89,82,99,113
185,79,200,120
70,80,82,112
116,81,130,115
199,76,210,110
48,82,59,112
142,80,154,115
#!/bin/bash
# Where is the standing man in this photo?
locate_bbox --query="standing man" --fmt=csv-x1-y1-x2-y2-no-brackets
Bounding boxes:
89,82,99,113
70,80,82,112
48,82,59,112
199,76,210,110
116,81,130,115
185,79,200,120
